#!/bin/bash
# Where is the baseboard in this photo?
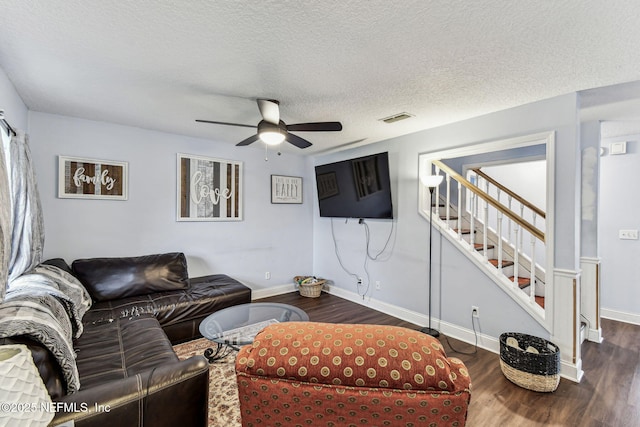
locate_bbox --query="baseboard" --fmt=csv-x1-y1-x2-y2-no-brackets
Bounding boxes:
437,320,500,354
560,359,584,383
587,328,604,343
251,283,297,300
325,285,500,354
601,308,640,326
253,283,585,382
324,284,430,326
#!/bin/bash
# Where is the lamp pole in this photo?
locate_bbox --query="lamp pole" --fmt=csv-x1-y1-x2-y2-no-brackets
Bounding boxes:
420,173,444,338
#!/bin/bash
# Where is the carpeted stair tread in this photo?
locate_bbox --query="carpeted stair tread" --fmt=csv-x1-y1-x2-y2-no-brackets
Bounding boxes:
510,276,531,289
440,215,459,220
488,259,514,268
454,228,475,234
473,243,495,251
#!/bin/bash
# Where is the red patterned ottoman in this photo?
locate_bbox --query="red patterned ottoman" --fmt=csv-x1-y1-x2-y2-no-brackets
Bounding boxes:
235,322,471,426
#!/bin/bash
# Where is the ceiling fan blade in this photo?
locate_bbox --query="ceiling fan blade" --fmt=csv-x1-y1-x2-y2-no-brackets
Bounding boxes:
257,99,280,125
196,119,256,129
236,134,260,146
286,122,342,132
286,133,312,149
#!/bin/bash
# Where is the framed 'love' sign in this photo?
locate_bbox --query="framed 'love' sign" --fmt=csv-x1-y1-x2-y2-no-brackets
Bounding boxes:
58,156,128,200
177,153,243,221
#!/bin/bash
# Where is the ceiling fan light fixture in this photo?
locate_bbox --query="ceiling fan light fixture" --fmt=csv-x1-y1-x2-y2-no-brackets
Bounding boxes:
259,130,286,145
258,120,286,145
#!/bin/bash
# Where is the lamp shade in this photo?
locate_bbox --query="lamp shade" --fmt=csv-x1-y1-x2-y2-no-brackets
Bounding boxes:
0,345,54,426
420,173,444,188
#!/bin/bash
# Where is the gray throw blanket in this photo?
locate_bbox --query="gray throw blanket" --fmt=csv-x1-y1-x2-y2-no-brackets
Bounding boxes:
0,264,92,393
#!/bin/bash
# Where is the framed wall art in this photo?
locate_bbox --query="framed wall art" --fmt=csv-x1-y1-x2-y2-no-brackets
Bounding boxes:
177,153,243,221
271,175,302,204
58,156,128,200
316,172,339,200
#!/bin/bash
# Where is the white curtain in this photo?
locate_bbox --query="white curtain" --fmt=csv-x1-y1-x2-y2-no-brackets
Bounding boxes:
0,130,11,301
0,131,44,300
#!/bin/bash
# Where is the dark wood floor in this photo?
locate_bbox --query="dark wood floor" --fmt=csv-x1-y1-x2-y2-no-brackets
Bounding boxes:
258,292,640,427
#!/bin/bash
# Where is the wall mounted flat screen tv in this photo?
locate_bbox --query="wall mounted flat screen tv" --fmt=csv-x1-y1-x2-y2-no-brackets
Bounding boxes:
315,152,393,219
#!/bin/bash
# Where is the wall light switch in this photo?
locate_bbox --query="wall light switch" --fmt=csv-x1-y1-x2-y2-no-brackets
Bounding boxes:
610,141,627,155
619,229,638,240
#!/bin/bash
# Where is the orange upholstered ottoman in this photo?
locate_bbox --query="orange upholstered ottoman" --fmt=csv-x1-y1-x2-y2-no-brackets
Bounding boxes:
235,322,471,426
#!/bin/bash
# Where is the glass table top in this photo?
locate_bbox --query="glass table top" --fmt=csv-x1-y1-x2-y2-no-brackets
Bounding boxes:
199,302,309,346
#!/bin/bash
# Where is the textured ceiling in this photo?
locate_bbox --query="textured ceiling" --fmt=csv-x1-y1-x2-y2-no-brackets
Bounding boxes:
2,0,640,154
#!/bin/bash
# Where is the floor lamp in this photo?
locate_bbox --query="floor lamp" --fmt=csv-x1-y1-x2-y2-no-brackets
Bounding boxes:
420,173,444,338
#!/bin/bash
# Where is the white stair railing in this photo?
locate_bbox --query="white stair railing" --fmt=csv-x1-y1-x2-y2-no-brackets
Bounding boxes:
471,168,546,266
429,160,546,312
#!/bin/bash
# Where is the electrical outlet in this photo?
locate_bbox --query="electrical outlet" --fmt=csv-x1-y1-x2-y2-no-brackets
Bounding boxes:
265,271,271,280
375,281,381,290
619,229,639,240
472,306,480,318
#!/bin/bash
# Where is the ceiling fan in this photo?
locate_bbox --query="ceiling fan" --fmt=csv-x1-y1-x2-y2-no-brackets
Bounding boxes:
196,99,342,149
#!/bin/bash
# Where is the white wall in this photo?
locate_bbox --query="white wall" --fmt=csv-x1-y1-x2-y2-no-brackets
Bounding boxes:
27,112,314,292
312,93,580,341
0,67,28,131
482,160,546,212
599,133,640,323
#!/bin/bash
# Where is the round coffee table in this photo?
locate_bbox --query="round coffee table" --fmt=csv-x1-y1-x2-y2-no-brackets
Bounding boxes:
199,302,309,362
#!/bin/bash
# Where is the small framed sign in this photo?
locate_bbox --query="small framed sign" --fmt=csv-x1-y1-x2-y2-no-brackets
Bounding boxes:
271,175,302,204
58,156,128,200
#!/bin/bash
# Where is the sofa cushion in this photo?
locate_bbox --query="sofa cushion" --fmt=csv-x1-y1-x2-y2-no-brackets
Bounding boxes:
74,314,178,390
82,273,252,344
238,322,470,391
236,322,472,427
72,252,189,302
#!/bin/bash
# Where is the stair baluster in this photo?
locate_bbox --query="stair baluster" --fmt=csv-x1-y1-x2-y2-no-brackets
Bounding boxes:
445,174,451,223
457,181,462,240
469,191,476,249
435,165,442,219
507,195,513,242
519,204,525,253
513,221,520,289
497,210,504,274
482,188,489,261
530,233,536,303
530,213,537,303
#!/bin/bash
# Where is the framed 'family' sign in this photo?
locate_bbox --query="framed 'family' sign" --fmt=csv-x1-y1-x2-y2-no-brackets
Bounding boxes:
177,153,243,221
58,156,128,200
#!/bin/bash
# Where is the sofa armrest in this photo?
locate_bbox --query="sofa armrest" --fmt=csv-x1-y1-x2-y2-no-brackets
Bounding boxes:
50,356,209,427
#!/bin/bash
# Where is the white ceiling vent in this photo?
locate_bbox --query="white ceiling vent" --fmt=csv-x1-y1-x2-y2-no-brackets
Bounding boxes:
379,112,414,124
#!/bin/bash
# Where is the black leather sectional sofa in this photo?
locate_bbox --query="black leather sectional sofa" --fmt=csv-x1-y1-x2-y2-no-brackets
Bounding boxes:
0,252,251,426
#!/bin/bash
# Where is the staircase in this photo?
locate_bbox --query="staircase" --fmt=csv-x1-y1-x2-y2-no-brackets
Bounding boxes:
424,160,547,319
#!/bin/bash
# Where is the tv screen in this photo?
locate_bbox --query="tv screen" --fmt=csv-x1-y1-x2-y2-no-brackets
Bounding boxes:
315,152,393,219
